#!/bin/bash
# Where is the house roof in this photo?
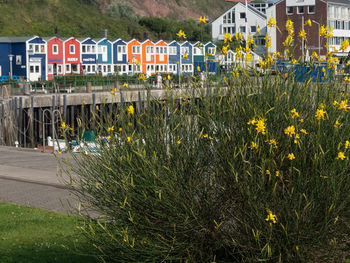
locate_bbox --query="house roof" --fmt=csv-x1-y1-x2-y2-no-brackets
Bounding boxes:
0,36,37,43
325,0,350,5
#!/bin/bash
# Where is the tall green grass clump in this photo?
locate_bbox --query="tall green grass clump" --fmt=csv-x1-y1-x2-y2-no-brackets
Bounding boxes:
62,72,350,262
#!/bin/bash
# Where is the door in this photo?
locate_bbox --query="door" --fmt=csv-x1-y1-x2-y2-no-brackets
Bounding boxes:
29,62,41,81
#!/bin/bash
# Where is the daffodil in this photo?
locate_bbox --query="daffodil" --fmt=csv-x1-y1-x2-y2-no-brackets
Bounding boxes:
340,40,349,52
290,109,300,119
249,141,258,150
336,152,346,160
224,33,232,43
300,129,308,134
123,83,129,89
315,108,326,120
266,138,278,149
127,105,135,115
182,53,189,60
107,126,114,132
138,74,146,81
284,125,296,137
298,29,306,39
268,18,276,28
287,153,296,160
176,29,187,39
198,16,208,24
338,100,350,112
127,137,131,143
265,209,277,224
345,140,350,149
255,118,266,135
305,19,312,27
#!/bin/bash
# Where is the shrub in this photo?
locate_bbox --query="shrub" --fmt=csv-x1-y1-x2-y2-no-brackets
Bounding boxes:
62,72,350,262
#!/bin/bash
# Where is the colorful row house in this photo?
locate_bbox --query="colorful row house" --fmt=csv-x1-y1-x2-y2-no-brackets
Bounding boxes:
0,36,219,81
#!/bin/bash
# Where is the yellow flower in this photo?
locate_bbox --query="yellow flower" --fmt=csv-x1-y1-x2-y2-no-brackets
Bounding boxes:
298,29,306,39
138,74,146,81
266,139,278,149
276,171,279,177
221,45,229,55
334,120,341,128
287,153,296,160
198,16,208,24
127,136,131,143
267,18,276,28
127,105,135,115
299,118,304,123
305,19,312,27
197,66,201,72
107,126,114,132
265,209,277,224
135,59,141,66
336,152,346,160
177,138,182,145
176,29,187,39
265,35,272,48
327,27,334,38
290,108,300,119
255,118,266,135
319,25,328,37
257,26,261,34
340,40,349,52
57,150,62,154
60,122,67,129
345,140,350,149
123,83,129,89
311,52,319,60
266,170,271,175
119,128,123,132
286,19,294,32
294,133,300,144
284,125,296,137
300,129,308,134
249,141,258,150
315,108,326,120
96,105,99,110
338,100,350,112
291,59,297,65
182,53,189,60
343,77,350,84
247,118,257,125
224,33,232,43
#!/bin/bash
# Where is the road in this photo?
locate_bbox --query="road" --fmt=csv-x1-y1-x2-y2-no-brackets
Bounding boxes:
0,146,76,213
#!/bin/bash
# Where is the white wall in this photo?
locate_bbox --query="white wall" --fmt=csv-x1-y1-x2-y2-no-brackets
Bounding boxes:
266,5,277,54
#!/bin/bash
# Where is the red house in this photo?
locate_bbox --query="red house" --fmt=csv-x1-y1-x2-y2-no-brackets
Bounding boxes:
44,37,64,80
63,37,81,75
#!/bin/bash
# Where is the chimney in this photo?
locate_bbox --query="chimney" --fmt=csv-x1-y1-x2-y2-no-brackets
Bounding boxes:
55,27,60,38
102,29,108,39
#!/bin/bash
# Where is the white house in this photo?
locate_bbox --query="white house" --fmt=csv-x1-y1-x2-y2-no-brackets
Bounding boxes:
211,2,268,56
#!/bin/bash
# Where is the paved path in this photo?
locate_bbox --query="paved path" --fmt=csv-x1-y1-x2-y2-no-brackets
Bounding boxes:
0,147,77,213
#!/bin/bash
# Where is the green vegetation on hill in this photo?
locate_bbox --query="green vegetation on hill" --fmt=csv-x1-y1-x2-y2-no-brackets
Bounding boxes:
0,0,215,40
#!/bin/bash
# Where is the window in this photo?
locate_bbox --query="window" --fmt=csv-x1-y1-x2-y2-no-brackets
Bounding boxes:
53,45,58,55
57,65,62,74
66,64,71,73
118,45,126,53
70,45,75,54
48,64,53,74
169,46,177,55
181,47,189,55
240,26,246,33
29,44,33,50
40,45,45,53
297,6,304,14
35,45,39,52
72,64,79,73
92,45,96,53
240,12,246,19
308,5,315,14
82,45,86,53
132,46,140,54
286,6,293,15
208,47,215,55
251,26,257,33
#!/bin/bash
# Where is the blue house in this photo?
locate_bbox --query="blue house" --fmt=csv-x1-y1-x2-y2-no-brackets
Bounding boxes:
79,38,97,75
167,40,180,75
204,42,219,74
0,36,47,81
95,38,113,76
192,41,205,74
179,41,194,75
112,38,128,75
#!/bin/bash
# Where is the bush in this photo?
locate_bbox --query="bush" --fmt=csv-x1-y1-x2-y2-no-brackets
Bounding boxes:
62,72,350,262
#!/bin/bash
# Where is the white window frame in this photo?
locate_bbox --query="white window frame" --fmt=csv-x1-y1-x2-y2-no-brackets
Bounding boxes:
169,46,177,55
53,45,58,55
57,65,62,74
132,46,140,54
286,6,293,15
297,6,304,14
66,64,71,73
70,44,75,54
308,5,315,14
48,64,53,74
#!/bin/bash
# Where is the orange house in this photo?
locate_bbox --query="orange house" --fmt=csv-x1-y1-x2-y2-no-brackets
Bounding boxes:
155,40,168,73
141,39,155,76
126,39,142,74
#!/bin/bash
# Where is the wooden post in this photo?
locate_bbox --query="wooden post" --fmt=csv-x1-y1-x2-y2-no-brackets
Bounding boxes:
86,82,92,93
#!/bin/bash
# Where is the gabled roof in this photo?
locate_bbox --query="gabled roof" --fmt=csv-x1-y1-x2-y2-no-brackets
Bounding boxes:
325,0,350,5
211,2,266,24
0,36,39,43
141,39,155,45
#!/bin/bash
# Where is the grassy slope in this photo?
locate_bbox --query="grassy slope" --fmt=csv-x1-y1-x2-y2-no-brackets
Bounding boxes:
0,202,97,263
0,0,146,39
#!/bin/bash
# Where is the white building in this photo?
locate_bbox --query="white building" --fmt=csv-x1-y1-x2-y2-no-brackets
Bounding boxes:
211,2,268,56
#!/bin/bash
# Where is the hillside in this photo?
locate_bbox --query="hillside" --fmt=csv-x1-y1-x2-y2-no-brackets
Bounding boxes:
98,0,232,20
0,0,231,39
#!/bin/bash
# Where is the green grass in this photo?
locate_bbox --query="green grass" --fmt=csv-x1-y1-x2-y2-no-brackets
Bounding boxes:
0,202,97,263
